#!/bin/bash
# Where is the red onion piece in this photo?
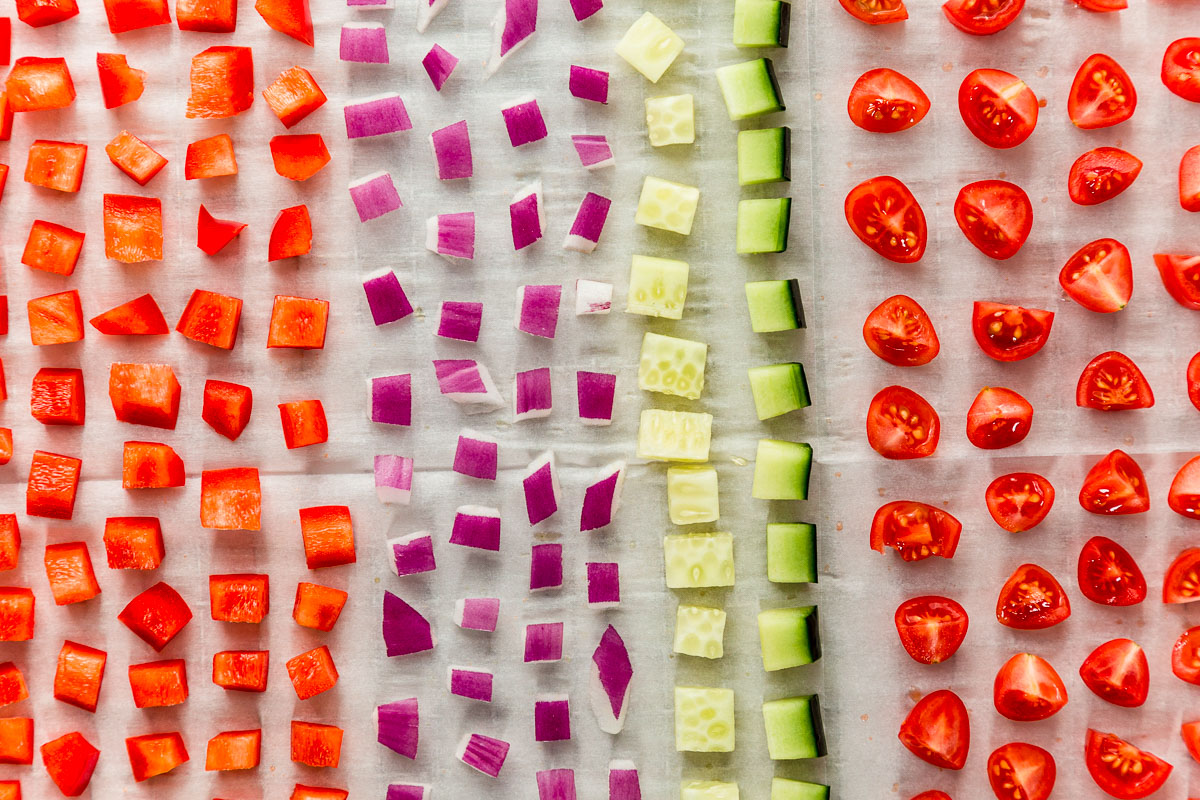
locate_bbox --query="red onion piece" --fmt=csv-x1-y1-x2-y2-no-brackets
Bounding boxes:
370,374,412,426
502,97,548,146
538,768,578,800
564,192,611,253
608,760,641,800
448,666,494,702
388,531,436,576
534,694,571,741
523,451,561,524
340,22,389,63
589,624,632,733
580,461,625,531
454,597,500,631
425,211,475,259
516,284,560,337
416,0,450,32
437,301,483,342
569,66,609,103
530,542,563,591
374,454,413,505
486,0,537,75
422,43,459,90
456,732,510,777
382,591,435,657
450,505,502,551
387,785,428,800
432,359,504,413
510,181,545,249
376,697,419,758
349,171,403,222
571,134,613,169
570,0,602,21
453,431,499,480
344,93,412,139
514,367,552,420
524,621,564,662
429,121,472,180
587,562,620,606
362,269,414,326
575,279,613,315
577,371,616,425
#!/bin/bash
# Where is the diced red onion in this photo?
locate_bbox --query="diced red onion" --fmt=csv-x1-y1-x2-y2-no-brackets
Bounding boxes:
370,373,412,426
429,120,473,180
571,134,613,170
453,431,498,480
502,97,548,147
362,269,414,326
345,93,412,139
450,505,502,551
416,0,450,32
580,461,625,531
510,181,545,250
437,301,483,342
576,371,616,425
587,562,620,606
608,760,641,800
486,0,537,76
530,542,563,591
375,454,413,505
425,211,475,259
340,22,389,63
534,694,571,742
433,359,504,413
350,171,403,222
523,451,561,525
456,733,510,778
388,531,436,576
454,597,500,632
422,43,459,90
575,279,612,315
570,0,602,21
538,768,578,800
524,621,564,662
387,784,428,800
377,697,420,758
448,666,494,702
382,591,436,657
569,66,609,104
514,367,552,421
563,192,611,253
589,625,632,734
516,284,560,337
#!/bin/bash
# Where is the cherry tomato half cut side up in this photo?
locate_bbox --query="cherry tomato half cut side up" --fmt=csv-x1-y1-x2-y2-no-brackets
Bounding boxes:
1059,238,1132,313
1190,353,1200,412
1069,147,1142,206
1180,145,1200,212
866,385,940,459
1080,639,1149,707
993,653,1068,721
966,386,1032,450
898,689,970,770
1085,729,1173,800
1154,253,1200,310
844,176,927,263
871,501,962,562
942,0,1024,36
996,563,1070,630
958,68,1039,149
838,0,908,24
971,301,1054,362
953,180,1032,260
1165,548,1200,605
847,68,930,133
987,742,1056,800
986,472,1055,532
1163,38,1200,103
1173,627,1200,685
862,295,940,366
1069,53,1136,128
1077,351,1154,411
1078,536,1146,607
894,596,969,664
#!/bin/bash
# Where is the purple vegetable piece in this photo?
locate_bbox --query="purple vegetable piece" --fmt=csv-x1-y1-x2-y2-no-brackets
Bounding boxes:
538,768,578,800
417,0,450,32
349,171,403,222
449,666,494,702
453,431,499,480
455,597,500,631
590,625,632,733
433,359,504,412
570,0,602,21
426,211,476,259
387,785,428,800
516,284,561,338
430,120,473,180
422,43,459,89
514,367,553,420
362,269,414,326
437,301,483,342
564,192,611,253
502,97,548,146
580,461,625,531
577,371,616,425
571,134,613,169
450,506,502,551
389,531,436,576
345,93,412,139
569,65,609,103
608,761,641,800
382,592,435,657
340,22,389,63
370,374,412,426
587,562,620,606
534,695,571,742
374,454,413,505
456,732,510,777
487,0,538,74
524,621,564,662
510,181,545,250
377,697,420,758
530,542,563,591
523,451,560,525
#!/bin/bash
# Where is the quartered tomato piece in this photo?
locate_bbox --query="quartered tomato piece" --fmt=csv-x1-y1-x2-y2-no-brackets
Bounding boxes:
1069,148,1141,206
898,690,969,770
1080,450,1149,515
866,386,940,459
997,563,1070,630
1074,0,1125,9
1173,627,1200,685
1078,536,1146,606
966,386,1032,450
993,653,1068,721
986,473,1054,532
1069,54,1136,128
953,180,1032,260
1085,729,1173,800
1168,455,1200,519
987,742,1056,800
1059,238,1132,312
1182,721,1200,763
1180,145,1200,212
90,294,168,336
1165,548,1200,604
97,53,145,108
1077,351,1153,411
844,176,927,263
862,295,940,366
942,0,1024,35
1163,38,1200,103
958,68,1038,149
838,0,908,24
1190,353,1200,412
1154,253,1200,310
894,596,968,664
971,301,1054,361
871,501,961,561
847,68,930,133
1081,639,1149,707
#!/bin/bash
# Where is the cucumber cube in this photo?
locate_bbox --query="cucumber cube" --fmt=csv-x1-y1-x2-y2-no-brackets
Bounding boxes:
762,695,825,760
615,12,685,83
752,439,813,500
664,532,734,588
745,279,805,332
639,332,707,400
771,778,830,800
637,409,712,462
675,686,735,752
636,176,700,235
734,0,790,47
738,127,790,186
674,604,726,658
716,59,784,121
646,94,695,146
757,605,820,671
667,465,720,524
767,522,817,583
627,255,690,320
748,363,811,420
737,197,791,254
682,781,741,800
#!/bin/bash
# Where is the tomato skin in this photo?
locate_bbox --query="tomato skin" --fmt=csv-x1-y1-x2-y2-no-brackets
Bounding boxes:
1079,450,1149,516
986,472,1055,532
1076,351,1154,411
1077,536,1146,607
1059,238,1132,313
953,180,1032,260
1189,353,1200,412
1164,548,1200,604
1154,254,1200,310
863,295,940,366
848,68,930,133
894,596,969,664
958,68,1038,149
1073,0,1126,10
838,0,908,24
1069,148,1142,206
866,386,940,459
1173,627,1200,685
996,563,1070,630
1169,455,1200,519
987,742,1056,800
1080,639,1149,707
871,501,962,561
1181,145,1200,212
1182,721,1200,763
942,0,1024,35
971,301,1054,362
844,176,927,263
1069,54,1136,128
1163,38,1200,103
910,793,952,800
898,689,970,771
966,386,1032,450
993,653,1068,721
1085,729,1173,800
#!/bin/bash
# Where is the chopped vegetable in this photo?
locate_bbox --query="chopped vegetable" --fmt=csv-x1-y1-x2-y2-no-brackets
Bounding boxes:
17,0,77,27
375,455,414,505
186,46,253,119
44,542,100,604
103,517,163,569
0,589,33,641
345,93,412,139
514,367,553,420
126,732,189,781
196,206,246,255
772,778,829,800
270,133,331,181
387,785,429,800
200,467,261,530
564,192,611,252
510,180,546,249
675,686,735,752
185,133,237,179
363,269,414,325
456,732,509,777
177,289,242,349
286,645,338,699
453,431,499,480
646,94,694,146
486,0,537,76
454,597,499,632
637,409,712,462
523,452,560,524
41,731,99,795
738,127,790,185
577,371,616,425
123,441,183,489
340,22,388,63
103,193,162,262
626,255,689,320
576,278,613,314
267,294,327,347
97,52,145,108
572,134,614,169
108,362,180,429
438,301,483,342
27,450,81,519
737,197,791,253
682,782,739,800
22,220,85,275
639,332,707,399
450,505,502,551
748,363,810,419
570,65,610,103
525,621,564,662
389,532,436,577
103,0,169,33
209,574,268,624
206,729,261,771
716,58,784,120
762,696,825,759
377,698,420,757
118,581,192,651
53,640,106,711
350,171,403,222
664,532,734,588
422,44,459,90
753,439,813,499
580,461,625,531
537,769,577,800
667,465,719,524
25,139,86,192
433,359,504,412
291,721,342,768
636,176,699,235
516,284,561,338
370,373,412,426
587,562,620,605
263,66,326,128
746,279,805,331
449,667,494,702
535,695,572,742
615,12,683,82
429,120,473,180
734,0,790,46
502,97,548,146
674,605,726,658
7,57,74,111
758,606,820,670
105,130,166,186
571,0,602,20
212,650,269,692
299,506,355,568
426,212,476,259
589,624,632,733
31,367,86,425
610,764,642,800
293,583,347,631
767,522,817,583
177,0,235,30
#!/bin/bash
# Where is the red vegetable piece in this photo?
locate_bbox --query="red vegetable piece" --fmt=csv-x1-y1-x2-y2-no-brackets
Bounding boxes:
103,194,162,263
986,743,1056,800
846,67,929,133
202,381,253,441
985,472,1055,532
213,650,268,692
1059,238,1133,313
1165,548,1200,604
1069,147,1141,206
0,358,6,400
279,400,328,449
866,385,939,459
894,595,968,664
953,179,1032,260
263,66,326,128
270,133,330,180
1173,627,1200,684
1081,638,1148,707
128,659,187,707
89,293,168,335
0,718,32,764
972,301,1054,361
965,386,1032,450
25,140,86,192
1164,37,1200,103
200,467,261,530
0,429,9,466
27,450,81,519
958,68,1038,149
122,441,185,489
15,0,78,26
1183,721,1200,763
0,589,33,642
0,516,14,571
40,731,98,796
269,206,313,260
1076,351,1153,411
0,298,6,335
1155,253,1200,310
299,506,355,568
31,367,85,425
898,689,969,770
103,0,169,32
22,220,85,276
0,20,8,66
126,732,188,782
196,205,246,255
6,57,74,111
997,563,1071,630
105,131,167,186
53,641,106,712
293,582,348,632
870,501,961,562
1080,449,1149,516
1077,535,1146,606
176,289,242,349
177,0,235,30
1181,145,1200,212
119,581,192,651
108,362,181,429
255,0,312,44
844,175,926,263
28,290,84,345
210,574,269,623
44,542,100,605
103,517,164,569
187,46,254,119
838,0,907,23
862,294,940,367
1075,0,1125,9
0,662,27,706
1085,729,1172,800
268,294,327,348
205,729,260,771
1069,53,1136,129
291,720,342,767
993,653,1068,721
96,53,144,108
184,134,237,179
287,645,338,700
0,93,12,140
292,785,349,800
942,0,1024,35
1170,455,1200,519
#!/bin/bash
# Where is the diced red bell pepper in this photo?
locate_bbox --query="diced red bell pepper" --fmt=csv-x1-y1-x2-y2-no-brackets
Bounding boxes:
105,131,166,186
0,780,15,800
0,359,6,399
262,66,325,128
40,732,98,796
177,0,235,31
0,429,10,466
119,582,192,651
202,381,252,441
176,289,241,348
293,582,347,632
205,729,260,771
103,0,169,33
292,785,348,800
24,140,86,192
0,589,33,641
43,542,100,605
28,290,84,346
269,133,330,181
103,517,164,569
0,718,33,764
108,362,181,429
22,220,85,275
0,93,12,141
196,205,246,255
6,57,74,111
27,450,81,519
187,46,253,119
122,441,185,489
126,732,188,782
279,400,328,449
0,20,7,67
256,0,312,44
200,467,261,530
0,164,8,200
103,193,162,262
268,205,312,261
15,0,78,27
268,294,327,347
96,53,144,108
213,650,268,692
89,293,168,335
299,506,355,568
0,296,8,334
53,640,106,711
128,659,186,707
0,516,16,571
209,573,268,623
184,134,236,179
31,367,85,426
286,645,338,700
0,662,28,707
290,720,342,768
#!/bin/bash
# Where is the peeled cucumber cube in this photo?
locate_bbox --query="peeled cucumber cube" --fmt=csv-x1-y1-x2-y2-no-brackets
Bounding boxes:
772,778,830,800
675,686,735,752
738,127,790,186
746,279,805,332
767,522,817,583
737,197,791,254
639,332,707,400
683,781,741,800
667,465,720,524
757,605,820,671
752,439,813,500
734,0,790,47
627,255,690,320
636,176,700,236
762,695,825,760
664,531,734,588
716,59,784,121
646,94,695,146
748,363,810,420
673,604,726,658
615,12,685,83
637,409,712,462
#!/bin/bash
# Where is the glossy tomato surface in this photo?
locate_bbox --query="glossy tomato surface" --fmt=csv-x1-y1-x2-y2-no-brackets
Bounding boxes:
1085,729,1173,800
848,68,930,133
1190,353,1200,412
997,563,1070,630
1181,145,1200,211
867,386,940,459
1059,238,1132,313
1155,254,1200,310
863,295,940,366
1077,351,1154,411
899,690,970,770
1069,53,1136,128
1080,639,1149,707
942,0,1024,35
894,596,968,664
986,472,1055,532
986,742,1056,800
845,176,927,263
958,68,1038,148
839,0,908,24
1069,147,1142,205
1164,548,1200,604
953,180,1032,260
966,386,1032,449
909,793,952,800
1163,38,1200,102
1079,450,1150,515
972,301,1054,361
871,501,962,561
1170,455,1200,519
1173,627,1200,684
1078,536,1146,606
993,653,1068,721
1073,0,1126,9
1182,721,1200,763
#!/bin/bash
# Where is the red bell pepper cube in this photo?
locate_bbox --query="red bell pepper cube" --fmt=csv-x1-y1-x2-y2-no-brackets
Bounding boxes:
187,46,253,119
286,645,338,700
53,640,106,711
126,732,188,782
177,0,235,30
0,164,8,201
202,380,252,441
6,57,74,111
213,650,268,692
268,205,312,260
40,732,98,797
269,133,330,181
118,581,192,651
256,0,312,44
0,19,7,67
0,296,8,334
15,0,78,26
96,53,144,108
263,66,326,128
0,662,28,707
122,441,185,489
290,720,342,768
200,467,261,530
43,542,100,605
0,93,12,141
31,367,85,426
209,573,268,623
293,582,347,632
22,220,85,275
103,193,162,262
184,134,237,179
27,450,81,519
279,400,328,449
196,205,246,255
105,130,166,186
299,506,355,568
24,140,86,192
89,293,168,335
103,0,169,33
0,718,33,764
0,588,33,641
205,729,260,771
128,659,187,707
268,293,327,347
292,785,348,800
0,781,15,800
176,289,242,349
28,290,84,345
103,516,164,569
0,429,11,466
108,362,181,429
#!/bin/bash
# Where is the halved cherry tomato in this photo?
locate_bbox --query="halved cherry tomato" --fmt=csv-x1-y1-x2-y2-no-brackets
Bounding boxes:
1173,627,1200,684
871,501,961,561
1180,145,1200,212
971,301,1054,362
966,387,1032,449
910,793,951,800
863,295,940,366
953,180,1032,260
1077,536,1146,607
997,563,1070,630
894,596,968,664
1069,148,1141,206
1190,353,1200,412
1085,729,1173,800
958,68,1038,149
1163,38,1200,103
1073,0,1125,10
986,472,1055,532
1080,450,1149,515
1069,54,1136,128
1076,351,1154,411
1169,455,1200,519
993,653,1068,721
1182,721,1200,763
942,0,1024,35
1154,253,1200,310
844,176,927,263
1164,548,1200,604
1059,238,1132,313
847,68,929,133
866,386,940,459
838,0,908,24
987,742,1056,800
898,690,969,771
1081,639,1149,707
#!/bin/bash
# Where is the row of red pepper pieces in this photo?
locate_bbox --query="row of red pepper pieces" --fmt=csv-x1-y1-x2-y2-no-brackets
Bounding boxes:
9,0,312,41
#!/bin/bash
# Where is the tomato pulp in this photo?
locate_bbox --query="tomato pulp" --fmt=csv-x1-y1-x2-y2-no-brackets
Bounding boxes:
1077,351,1154,410
942,0,1024,35
966,386,1032,449
987,742,1056,800
1085,729,1173,800
972,301,1054,361
958,68,1038,148
845,176,927,263
838,0,908,24
862,295,940,366
866,386,940,459
894,596,969,664
847,68,930,133
996,563,1070,629
1069,147,1142,205
1080,638,1149,707
1069,53,1136,128
993,653,1068,721
898,689,970,770
871,501,961,561
986,472,1055,532
1077,536,1146,606
1163,38,1200,103
1164,548,1200,604
1173,627,1200,685
1079,449,1150,515
953,180,1032,260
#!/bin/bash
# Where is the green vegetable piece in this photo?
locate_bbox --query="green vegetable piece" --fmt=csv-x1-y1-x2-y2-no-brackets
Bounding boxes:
762,695,826,760
737,197,791,254
767,522,817,583
664,532,734,588
752,439,812,500
757,605,820,671
771,777,830,800
674,604,726,659
667,465,720,524
675,686,736,752
639,331,707,400
738,127,790,186
748,362,810,420
734,0,790,47
615,12,685,83
716,58,784,121
627,255,690,320
636,176,700,235
745,279,805,332
683,781,741,800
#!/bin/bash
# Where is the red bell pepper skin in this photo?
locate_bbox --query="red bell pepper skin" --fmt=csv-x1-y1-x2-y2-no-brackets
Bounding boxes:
0,516,17,571
24,140,86,192
202,381,253,441
0,429,9,466
0,589,33,641
122,441,185,489
16,0,78,27
290,720,342,767
43,542,100,605
200,467,261,530
0,358,6,400
0,93,12,140
292,785,349,800
27,450,81,519
40,732,99,796
268,205,312,260
28,290,84,345
103,193,162,262
0,19,8,66
268,293,327,347
0,780,16,799
31,367,85,425
0,718,33,764
0,296,7,334
6,57,74,111
286,645,338,700
177,289,242,348
53,640,106,711
205,729,260,771
185,133,237,178
209,573,268,623
299,506,355,568
177,0,236,31
255,0,312,44
293,582,347,631
0,662,28,707
263,65,326,128
279,400,328,449
0,164,8,201
213,650,268,692
127,659,187,707
118,581,192,651
103,0,170,33
270,133,330,181
22,220,85,275
108,362,181,429
187,46,253,119
105,130,167,186
89,293,168,335
96,53,144,108
103,516,164,569
196,205,246,254
125,731,188,781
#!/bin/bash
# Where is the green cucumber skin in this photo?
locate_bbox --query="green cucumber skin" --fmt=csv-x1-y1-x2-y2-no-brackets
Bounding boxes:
746,279,803,332
767,522,817,583
737,197,792,254
738,127,791,185
734,0,791,48
763,694,827,759
771,777,831,800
